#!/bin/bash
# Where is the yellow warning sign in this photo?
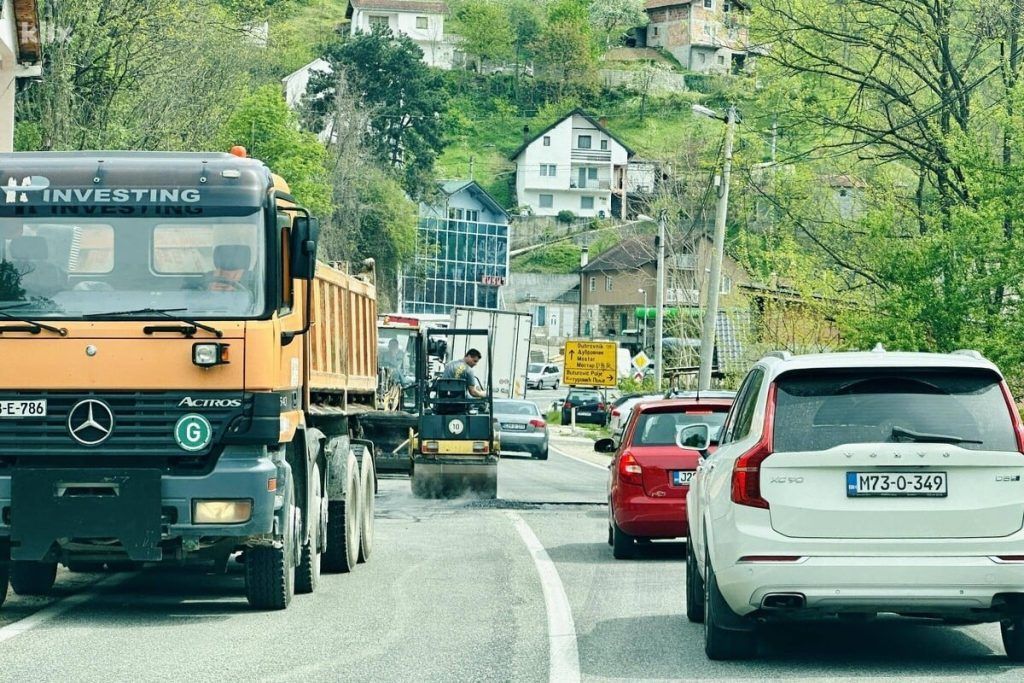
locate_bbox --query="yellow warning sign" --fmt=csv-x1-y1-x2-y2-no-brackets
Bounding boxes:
564,340,618,388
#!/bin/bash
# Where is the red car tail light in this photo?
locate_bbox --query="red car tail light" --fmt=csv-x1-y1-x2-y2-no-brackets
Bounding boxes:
731,384,777,510
529,418,546,428
611,409,620,417
598,402,606,411
618,451,643,486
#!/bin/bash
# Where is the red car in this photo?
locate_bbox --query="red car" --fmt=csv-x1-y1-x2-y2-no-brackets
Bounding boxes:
597,396,735,559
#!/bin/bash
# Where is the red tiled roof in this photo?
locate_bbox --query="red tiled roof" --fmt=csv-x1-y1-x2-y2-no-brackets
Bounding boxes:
350,0,447,12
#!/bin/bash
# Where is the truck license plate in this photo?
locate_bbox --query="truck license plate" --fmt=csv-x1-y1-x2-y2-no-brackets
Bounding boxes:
0,400,46,418
846,471,947,497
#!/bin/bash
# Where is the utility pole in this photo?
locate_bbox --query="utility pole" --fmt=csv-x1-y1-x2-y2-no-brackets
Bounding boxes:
469,154,475,180
577,245,589,337
698,104,737,391
654,210,666,391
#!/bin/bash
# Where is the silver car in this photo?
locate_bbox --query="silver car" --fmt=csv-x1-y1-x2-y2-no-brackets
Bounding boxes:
494,399,549,460
526,363,561,390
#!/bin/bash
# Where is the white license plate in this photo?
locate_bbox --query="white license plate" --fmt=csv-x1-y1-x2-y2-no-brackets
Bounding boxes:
0,400,47,418
577,411,592,416
503,423,526,431
846,471,947,497
671,470,695,486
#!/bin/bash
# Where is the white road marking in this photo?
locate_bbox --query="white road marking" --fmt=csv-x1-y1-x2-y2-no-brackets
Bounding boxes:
0,573,133,644
552,444,610,471
507,512,581,683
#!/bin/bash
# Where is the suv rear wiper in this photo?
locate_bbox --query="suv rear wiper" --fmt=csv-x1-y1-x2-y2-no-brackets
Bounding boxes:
0,303,67,336
891,425,983,445
83,307,223,338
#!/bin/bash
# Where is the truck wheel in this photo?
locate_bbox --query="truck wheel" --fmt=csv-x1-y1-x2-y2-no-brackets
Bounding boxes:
358,451,375,564
296,464,323,594
704,548,756,660
323,451,361,573
245,484,297,610
10,561,57,596
685,540,705,623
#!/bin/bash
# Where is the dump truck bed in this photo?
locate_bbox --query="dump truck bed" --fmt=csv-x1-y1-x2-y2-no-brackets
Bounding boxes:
309,261,378,397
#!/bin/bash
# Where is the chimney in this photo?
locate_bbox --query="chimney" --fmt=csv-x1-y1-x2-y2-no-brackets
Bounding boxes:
522,124,530,141
598,117,608,127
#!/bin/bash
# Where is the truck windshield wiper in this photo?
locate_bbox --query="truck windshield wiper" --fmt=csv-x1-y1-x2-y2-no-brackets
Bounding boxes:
0,303,68,336
83,307,223,338
891,425,983,445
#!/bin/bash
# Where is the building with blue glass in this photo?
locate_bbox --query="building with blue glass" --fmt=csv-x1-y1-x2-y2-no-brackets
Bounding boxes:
400,180,510,314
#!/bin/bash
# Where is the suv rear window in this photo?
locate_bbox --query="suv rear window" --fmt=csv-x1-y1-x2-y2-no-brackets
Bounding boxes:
568,391,601,403
773,369,1018,453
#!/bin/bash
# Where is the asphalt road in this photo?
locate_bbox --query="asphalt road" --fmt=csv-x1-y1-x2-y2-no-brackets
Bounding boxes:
0,444,1020,681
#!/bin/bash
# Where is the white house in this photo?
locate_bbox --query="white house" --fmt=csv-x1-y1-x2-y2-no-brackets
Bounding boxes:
346,0,456,70
282,58,333,110
511,109,635,219
0,0,42,152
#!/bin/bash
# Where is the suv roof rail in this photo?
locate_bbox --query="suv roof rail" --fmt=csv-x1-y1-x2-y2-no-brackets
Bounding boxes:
951,349,985,360
764,350,792,361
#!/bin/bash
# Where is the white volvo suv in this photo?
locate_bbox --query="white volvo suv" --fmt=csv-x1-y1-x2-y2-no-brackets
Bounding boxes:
686,349,1024,660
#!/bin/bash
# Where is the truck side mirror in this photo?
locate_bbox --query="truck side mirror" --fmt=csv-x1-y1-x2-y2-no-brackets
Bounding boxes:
290,216,320,281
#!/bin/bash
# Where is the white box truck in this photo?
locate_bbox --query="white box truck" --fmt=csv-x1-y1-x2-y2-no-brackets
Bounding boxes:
448,308,533,400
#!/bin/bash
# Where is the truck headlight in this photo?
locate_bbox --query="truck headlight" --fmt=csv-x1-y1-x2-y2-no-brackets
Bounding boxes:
193,343,230,367
193,499,252,524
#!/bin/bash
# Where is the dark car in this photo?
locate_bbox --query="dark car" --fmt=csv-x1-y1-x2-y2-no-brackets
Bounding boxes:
561,389,609,426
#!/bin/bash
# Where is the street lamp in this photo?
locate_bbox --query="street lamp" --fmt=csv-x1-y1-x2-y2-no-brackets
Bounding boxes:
691,103,738,391
638,288,648,350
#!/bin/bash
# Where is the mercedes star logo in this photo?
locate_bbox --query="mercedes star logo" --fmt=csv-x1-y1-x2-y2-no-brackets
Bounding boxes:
67,399,115,446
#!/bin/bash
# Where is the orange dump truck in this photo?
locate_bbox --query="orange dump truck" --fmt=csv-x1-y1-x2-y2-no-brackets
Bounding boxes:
0,150,378,609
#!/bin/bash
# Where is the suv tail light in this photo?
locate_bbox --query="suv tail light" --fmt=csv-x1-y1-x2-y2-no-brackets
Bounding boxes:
529,418,546,428
598,402,606,411
730,384,777,509
618,451,643,486
999,382,1024,452
612,409,620,417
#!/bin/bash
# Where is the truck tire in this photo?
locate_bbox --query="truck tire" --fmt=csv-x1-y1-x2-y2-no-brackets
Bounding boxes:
245,483,297,610
323,451,360,573
10,561,57,596
296,464,323,594
357,449,375,564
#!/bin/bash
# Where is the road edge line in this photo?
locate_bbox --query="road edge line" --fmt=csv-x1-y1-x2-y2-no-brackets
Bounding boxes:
0,572,133,644
507,511,581,683
551,444,609,472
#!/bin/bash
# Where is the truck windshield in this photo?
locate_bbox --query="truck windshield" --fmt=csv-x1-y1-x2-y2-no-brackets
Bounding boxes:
0,213,266,318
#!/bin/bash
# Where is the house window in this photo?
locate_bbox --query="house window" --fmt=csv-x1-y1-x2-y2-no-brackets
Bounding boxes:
589,276,597,292
368,15,389,31
703,0,713,8
540,164,557,177
698,53,707,64
652,26,659,36
600,139,608,151
587,167,598,180
465,209,479,222
724,1,730,10
717,55,725,65
605,275,613,291
581,196,595,210
721,274,732,295
416,16,428,29
539,194,553,208
543,136,551,146
619,312,628,331
578,135,592,149
534,305,547,325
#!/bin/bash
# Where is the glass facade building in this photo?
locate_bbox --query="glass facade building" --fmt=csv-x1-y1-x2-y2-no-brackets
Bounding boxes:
401,217,510,314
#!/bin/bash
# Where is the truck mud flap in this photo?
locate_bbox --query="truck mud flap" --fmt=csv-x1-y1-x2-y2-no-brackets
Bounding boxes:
11,469,163,562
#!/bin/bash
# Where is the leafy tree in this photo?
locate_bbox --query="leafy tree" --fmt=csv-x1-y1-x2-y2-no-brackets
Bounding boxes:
0,261,24,303
306,30,450,197
217,85,332,218
589,0,647,47
532,5,596,91
449,0,515,70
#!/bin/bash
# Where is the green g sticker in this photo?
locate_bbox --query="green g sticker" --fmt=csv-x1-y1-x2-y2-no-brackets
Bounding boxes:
175,414,213,452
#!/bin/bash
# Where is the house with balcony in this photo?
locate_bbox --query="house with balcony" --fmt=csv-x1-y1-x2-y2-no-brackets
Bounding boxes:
400,180,510,314
579,234,750,358
511,109,635,219
346,0,457,69
642,0,750,74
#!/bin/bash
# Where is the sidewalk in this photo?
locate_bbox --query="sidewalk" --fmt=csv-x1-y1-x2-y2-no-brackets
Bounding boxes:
550,429,612,469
